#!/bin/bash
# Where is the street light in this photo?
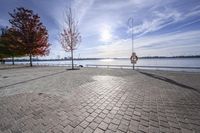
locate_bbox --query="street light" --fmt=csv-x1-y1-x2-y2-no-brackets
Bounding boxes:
128,17,135,70
128,17,134,53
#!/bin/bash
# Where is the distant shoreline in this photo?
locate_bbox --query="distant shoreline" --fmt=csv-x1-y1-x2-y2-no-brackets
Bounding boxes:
4,55,200,62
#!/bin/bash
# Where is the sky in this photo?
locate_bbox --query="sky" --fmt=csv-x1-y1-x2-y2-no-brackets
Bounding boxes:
0,0,200,58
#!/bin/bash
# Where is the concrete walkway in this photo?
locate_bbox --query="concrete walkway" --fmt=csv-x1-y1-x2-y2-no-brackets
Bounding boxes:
0,66,200,133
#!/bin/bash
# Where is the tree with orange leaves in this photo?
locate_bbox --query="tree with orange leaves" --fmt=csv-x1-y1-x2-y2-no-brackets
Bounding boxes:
60,8,81,69
0,27,24,65
9,7,50,66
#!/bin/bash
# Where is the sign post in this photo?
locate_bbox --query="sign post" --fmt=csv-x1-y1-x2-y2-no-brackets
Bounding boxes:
130,52,138,70
128,17,136,70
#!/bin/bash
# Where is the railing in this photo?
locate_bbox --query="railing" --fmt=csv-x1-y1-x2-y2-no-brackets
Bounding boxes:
86,64,200,70
86,64,132,69
3,62,200,70
135,65,200,69
36,63,78,67
15,63,78,67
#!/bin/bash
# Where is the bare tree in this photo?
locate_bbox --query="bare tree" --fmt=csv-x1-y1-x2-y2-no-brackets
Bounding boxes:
60,8,81,70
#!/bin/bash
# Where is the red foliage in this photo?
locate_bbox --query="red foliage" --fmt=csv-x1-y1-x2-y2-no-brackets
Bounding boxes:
0,27,24,57
9,7,50,57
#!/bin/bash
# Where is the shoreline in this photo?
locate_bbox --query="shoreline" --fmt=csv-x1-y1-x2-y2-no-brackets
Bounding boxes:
1,64,200,73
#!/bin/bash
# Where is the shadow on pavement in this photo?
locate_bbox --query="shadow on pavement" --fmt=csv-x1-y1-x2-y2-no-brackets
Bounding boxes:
0,71,66,89
138,70,200,93
0,65,30,70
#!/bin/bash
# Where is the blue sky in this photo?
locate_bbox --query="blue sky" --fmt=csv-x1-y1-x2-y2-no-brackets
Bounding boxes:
0,0,200,58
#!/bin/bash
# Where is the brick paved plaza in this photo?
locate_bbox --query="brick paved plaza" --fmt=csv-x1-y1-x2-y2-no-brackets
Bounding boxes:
0,66,200,133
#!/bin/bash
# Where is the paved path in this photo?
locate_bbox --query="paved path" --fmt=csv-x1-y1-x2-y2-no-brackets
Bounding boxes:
0,66,200,133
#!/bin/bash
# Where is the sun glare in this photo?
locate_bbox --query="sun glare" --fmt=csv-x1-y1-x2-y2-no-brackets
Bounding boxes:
100,58,114,62
100,25,112,42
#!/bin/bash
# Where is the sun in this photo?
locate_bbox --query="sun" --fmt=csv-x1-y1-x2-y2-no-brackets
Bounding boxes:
100,25,112,42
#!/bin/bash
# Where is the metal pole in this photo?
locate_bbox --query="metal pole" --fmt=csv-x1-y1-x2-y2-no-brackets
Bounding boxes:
128,17,134,70
131,19,134,53
132,19,134,70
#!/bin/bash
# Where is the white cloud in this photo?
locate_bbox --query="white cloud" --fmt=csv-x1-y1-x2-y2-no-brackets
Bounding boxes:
72,0,95,23
75,30,200,58
135,30,200,56
129,0,162,7
129,5,200,38
130,8,181,36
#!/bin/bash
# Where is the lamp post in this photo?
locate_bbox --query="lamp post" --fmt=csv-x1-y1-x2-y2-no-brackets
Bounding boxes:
128,17,135,70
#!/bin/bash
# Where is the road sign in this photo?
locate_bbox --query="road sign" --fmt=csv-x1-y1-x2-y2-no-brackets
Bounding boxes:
130,52,138,64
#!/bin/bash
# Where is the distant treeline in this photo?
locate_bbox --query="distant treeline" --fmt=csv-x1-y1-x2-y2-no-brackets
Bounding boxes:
139,55,200,59
4,55,200,62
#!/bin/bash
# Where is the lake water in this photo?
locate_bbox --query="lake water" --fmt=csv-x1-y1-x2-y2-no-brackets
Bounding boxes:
6,58,200,72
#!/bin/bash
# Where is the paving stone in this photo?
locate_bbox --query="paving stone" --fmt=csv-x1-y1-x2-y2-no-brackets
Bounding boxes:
179,122,191,130
111,119,120,125
62,125,73,133
108,123,118,132
159,126,170,133
95,109,102,114
159,120,170,128
86,116,95,123
91,112,98,118
103,117,112,124
83,127,93,133
132,115,140,121
123,115,132,121
149,120,159,127
106,106,113,111
69,120,81,128
128,124,138,132
190,124,200,132
102,110,109,114
138,124,148,133
170,127,181,133
80,121,89,128
72,126,84,133
98,122,108,131
118,124,128,132
89,122,99,130
94,117,103,124
181,128,193,133
133,111,141,116
120,119,129,126
99,113,107,119
94,128,104,133
1,67,200,132
140,119,149,127
115,130,125,133
105,129,114,133
149,126,159,133
0,124,12,132
61,119,70,127
50,124,64,133
87,109,94,114
107,113,115,119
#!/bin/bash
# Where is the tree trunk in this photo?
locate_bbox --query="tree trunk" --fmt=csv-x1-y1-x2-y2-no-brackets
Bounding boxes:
71,49,74,69
30,54,32,67
12,56,14,65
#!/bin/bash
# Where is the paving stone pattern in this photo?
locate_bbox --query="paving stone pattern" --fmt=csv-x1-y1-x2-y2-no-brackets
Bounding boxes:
0,67,200,133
